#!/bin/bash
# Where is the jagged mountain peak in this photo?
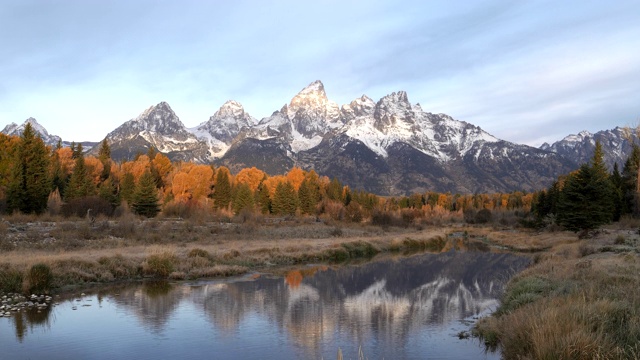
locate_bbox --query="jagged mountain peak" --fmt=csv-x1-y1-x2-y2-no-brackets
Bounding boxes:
374,91,414,132
288,80,330,114
92,80,578,194
296,80,326,97
540,126,633,170
187,99,257,152
341,95,376,121
281,80,342,139
1,117,62,146
215,100,248,118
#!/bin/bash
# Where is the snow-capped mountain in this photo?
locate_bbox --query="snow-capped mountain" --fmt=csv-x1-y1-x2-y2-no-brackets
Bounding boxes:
95,80,576,194
97,101,210,162
188,100,257,158
1,117,62,146
541,127,635,170
220,81,575,194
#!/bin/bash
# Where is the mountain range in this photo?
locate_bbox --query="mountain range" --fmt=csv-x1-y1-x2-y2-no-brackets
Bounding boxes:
2,81,632,195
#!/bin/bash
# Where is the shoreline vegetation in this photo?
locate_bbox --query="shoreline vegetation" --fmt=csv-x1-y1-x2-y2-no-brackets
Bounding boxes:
1,213,640,358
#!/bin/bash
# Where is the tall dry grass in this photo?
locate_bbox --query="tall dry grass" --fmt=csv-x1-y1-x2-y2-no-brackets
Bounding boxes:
475,240,640,359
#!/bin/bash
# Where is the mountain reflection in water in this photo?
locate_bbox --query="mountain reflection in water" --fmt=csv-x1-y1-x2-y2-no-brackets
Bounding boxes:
0,251,529,360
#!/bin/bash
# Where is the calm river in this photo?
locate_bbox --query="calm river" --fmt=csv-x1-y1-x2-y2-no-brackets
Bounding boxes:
0,251,528,359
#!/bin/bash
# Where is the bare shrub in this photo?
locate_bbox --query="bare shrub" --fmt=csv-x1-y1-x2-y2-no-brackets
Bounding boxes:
188,248,210,258
344,202,364,223
113,201,132,218
0,220,8,237
371,210,403,228
463,208,476,224
61,196,113,218
142,251,177,278
234,208,258,224
578,243,596,257
475,208,493,224
25,263,53,294
162,199,206,219
6,212,38,223
323,200,345,221
400,208,422,226
46,189,63,216
112,212,137,238
330,226,343,237
0,266,23,293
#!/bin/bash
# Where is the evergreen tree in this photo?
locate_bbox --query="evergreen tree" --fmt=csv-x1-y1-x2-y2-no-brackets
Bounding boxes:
119,172,136,205
256,183,271,214
298,179,316,215
7,123,51,214
65,144,95,200
50,147,68,195
233,183,254,214
72,142,83,159
98,177,120,208
97,139,112,182
557,141,615,231
611,163,623,221
272,181,298,216
326,178,343,202
132,171,160,217
622,144,640,216
213,168,232,209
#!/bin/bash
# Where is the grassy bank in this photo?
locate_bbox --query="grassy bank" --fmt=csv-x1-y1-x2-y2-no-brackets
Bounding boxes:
0,213,463,294
474,226,640,359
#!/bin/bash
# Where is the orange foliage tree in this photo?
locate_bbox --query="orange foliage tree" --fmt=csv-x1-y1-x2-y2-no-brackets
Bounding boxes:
235,167,266,192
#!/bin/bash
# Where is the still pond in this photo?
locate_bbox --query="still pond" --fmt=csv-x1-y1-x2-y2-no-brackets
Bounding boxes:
0,251,529,359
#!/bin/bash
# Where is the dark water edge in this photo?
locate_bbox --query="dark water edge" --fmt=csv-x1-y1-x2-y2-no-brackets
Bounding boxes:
0,251,529,360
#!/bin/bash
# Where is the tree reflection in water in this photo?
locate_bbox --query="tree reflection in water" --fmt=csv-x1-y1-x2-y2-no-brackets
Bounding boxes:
2,251,528,359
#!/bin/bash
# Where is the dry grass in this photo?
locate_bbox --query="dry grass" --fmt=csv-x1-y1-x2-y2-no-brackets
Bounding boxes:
0,216,457,292
474,228,640,359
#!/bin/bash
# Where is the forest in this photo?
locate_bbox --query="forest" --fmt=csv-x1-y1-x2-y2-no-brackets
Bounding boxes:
0,122,631,233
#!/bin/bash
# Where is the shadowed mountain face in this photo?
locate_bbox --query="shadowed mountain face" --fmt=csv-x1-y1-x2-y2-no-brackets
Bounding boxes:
2,251,528,360
541,126,635,171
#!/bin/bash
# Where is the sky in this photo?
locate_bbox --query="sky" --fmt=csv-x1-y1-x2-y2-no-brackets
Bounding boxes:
1,0,639,147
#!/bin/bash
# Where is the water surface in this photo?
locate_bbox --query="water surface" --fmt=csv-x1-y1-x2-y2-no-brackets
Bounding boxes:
0,251,528,359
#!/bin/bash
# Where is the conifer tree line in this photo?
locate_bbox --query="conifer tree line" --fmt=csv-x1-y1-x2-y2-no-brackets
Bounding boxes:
0,123,542,220
531,140,624,232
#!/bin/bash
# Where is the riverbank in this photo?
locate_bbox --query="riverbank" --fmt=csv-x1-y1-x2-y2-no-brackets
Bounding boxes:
475,225,640,359
1,214,470,294
3,215,640,359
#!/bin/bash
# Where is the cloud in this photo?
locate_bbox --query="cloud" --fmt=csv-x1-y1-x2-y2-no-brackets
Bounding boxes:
0,0,639,145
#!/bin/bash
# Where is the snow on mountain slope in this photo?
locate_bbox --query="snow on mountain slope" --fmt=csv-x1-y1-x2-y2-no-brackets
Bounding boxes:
341,90,499,162
541,126,633,170
102,102,209,161
188,100,257,158
1,117,62,146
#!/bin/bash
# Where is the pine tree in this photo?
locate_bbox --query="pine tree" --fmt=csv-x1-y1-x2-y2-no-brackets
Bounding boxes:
272,181,298,216
557,141,615,232
65,144,96,200
7,123,51,214
213,168,232,209
119,172,136,205
50,147,67,195
98,177,120,208
233,183,254,214
256,183,271,214
326,178,343,202
298,179,316,215
611,163,623,221
132,171,160,217
97,139,111,182
622,144,640,216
